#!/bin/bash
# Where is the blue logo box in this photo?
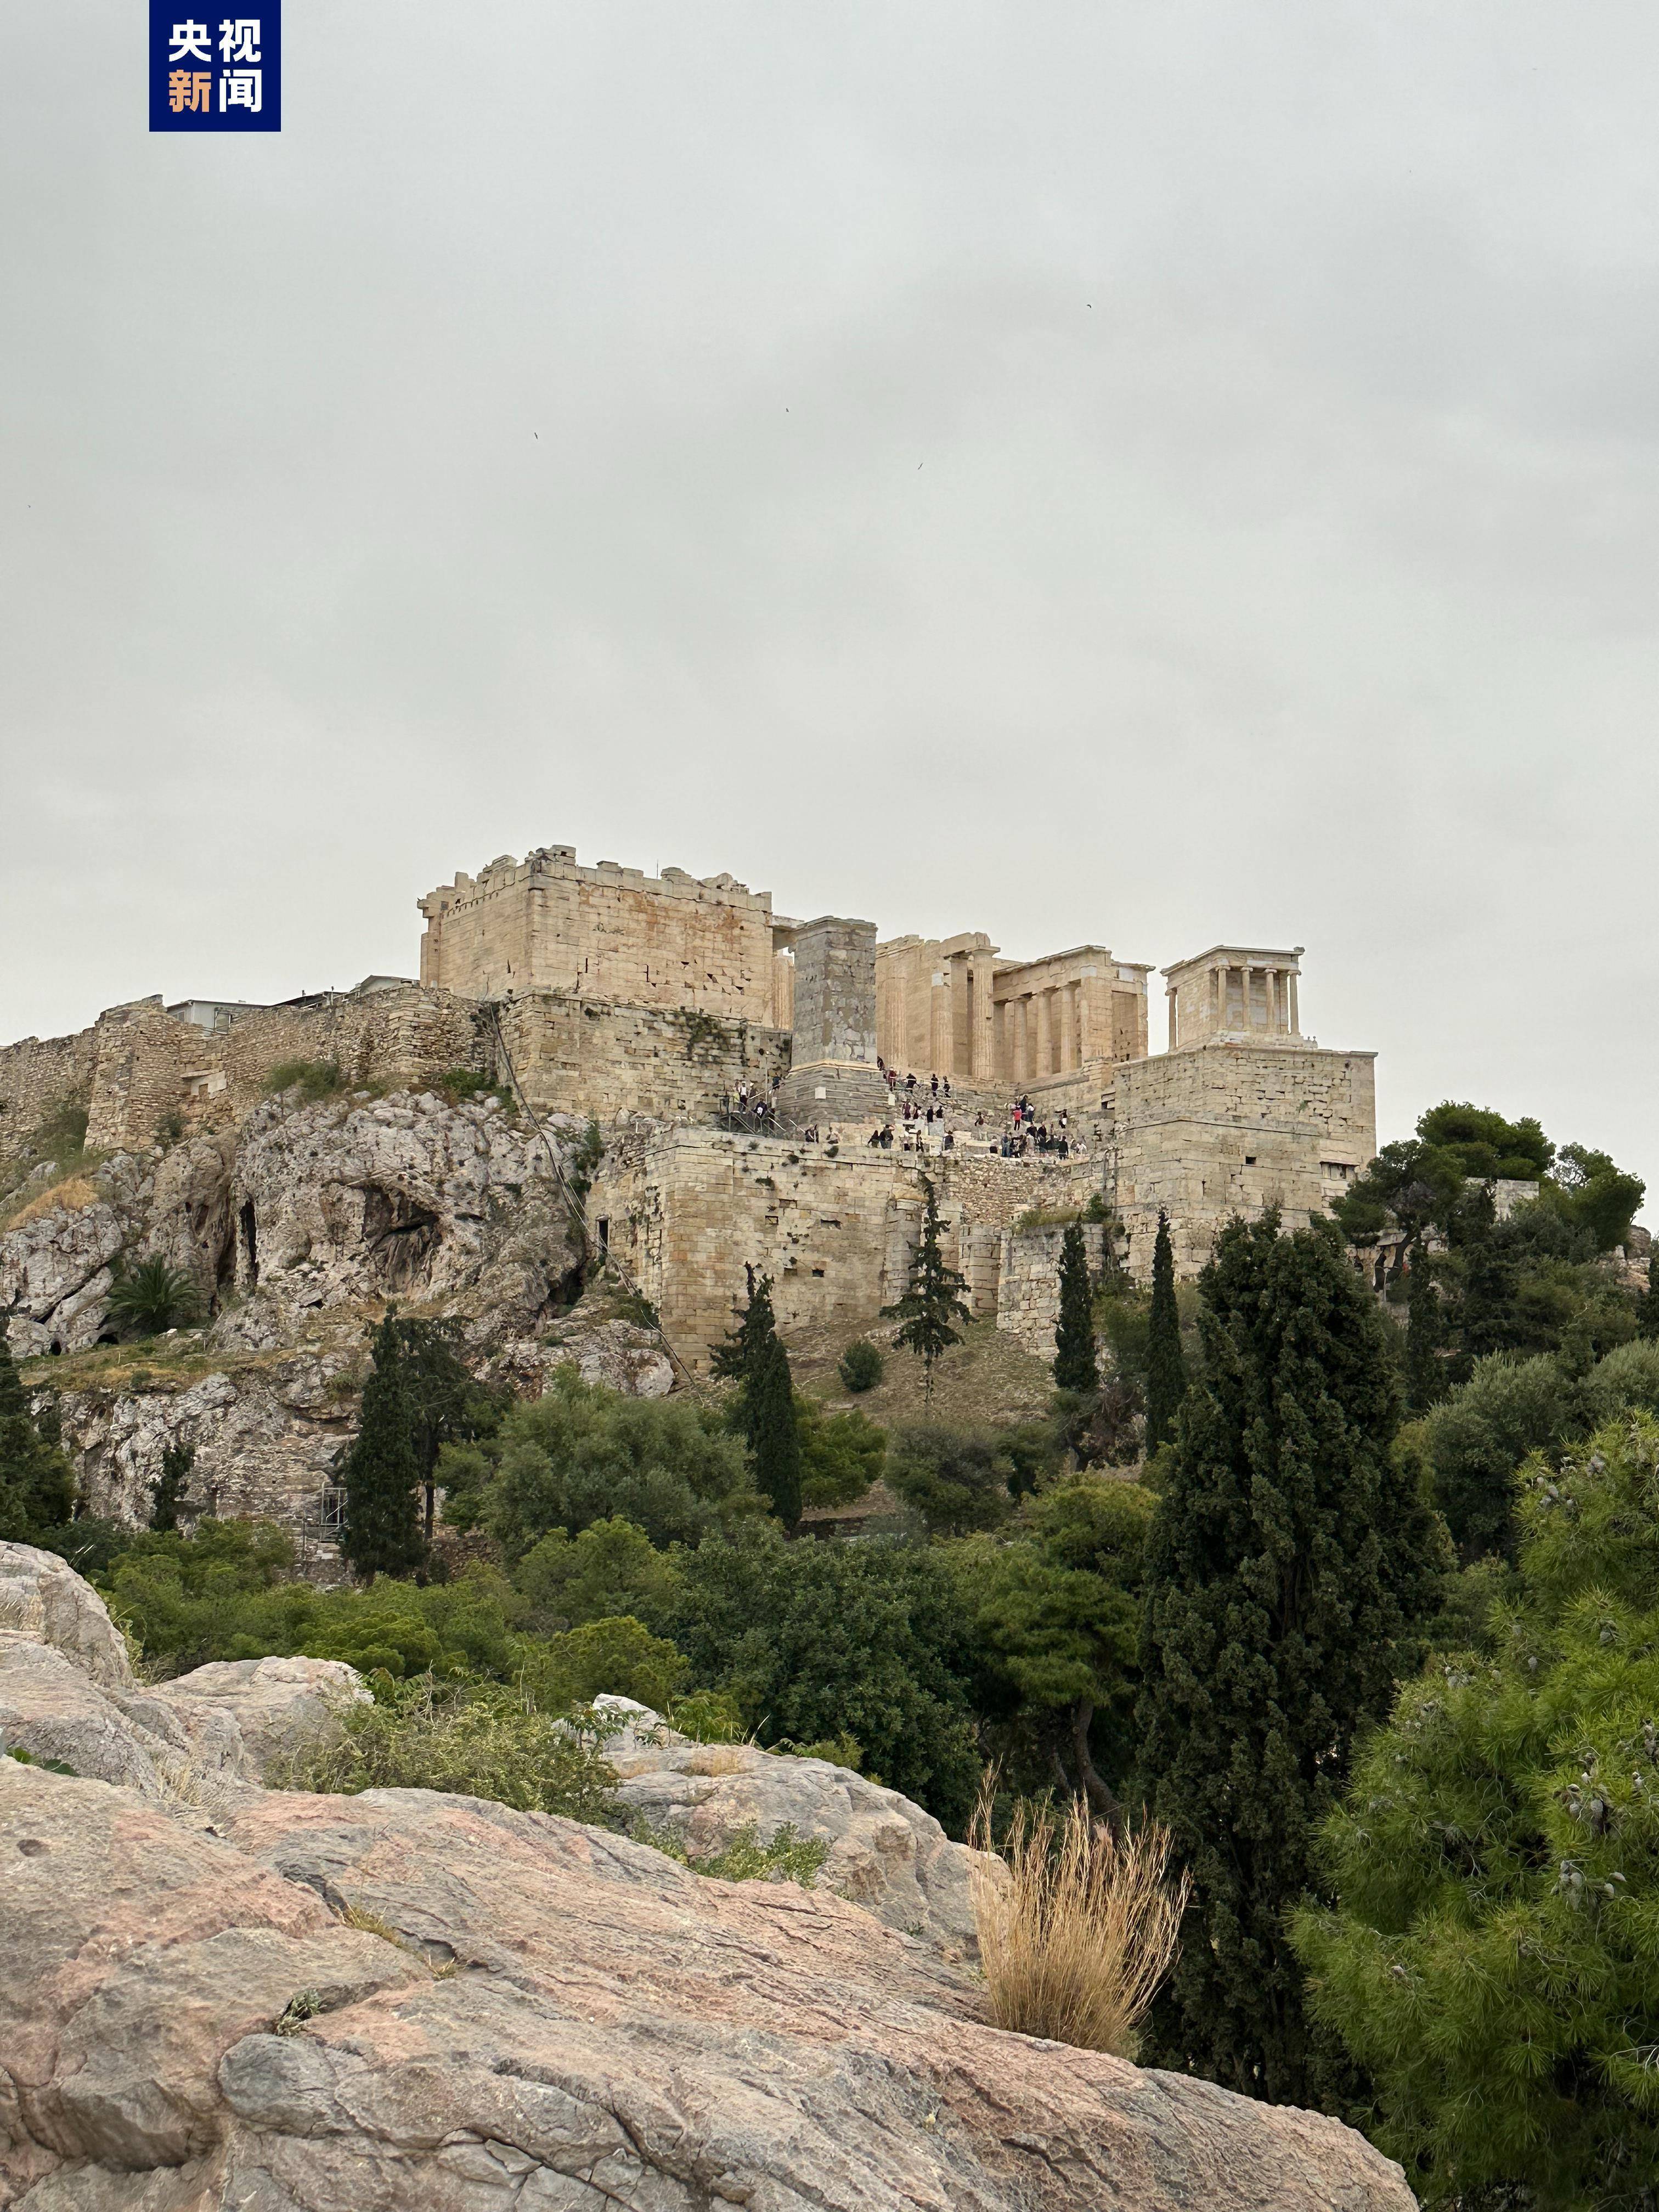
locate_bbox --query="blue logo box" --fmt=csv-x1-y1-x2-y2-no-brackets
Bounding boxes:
150,4,281,132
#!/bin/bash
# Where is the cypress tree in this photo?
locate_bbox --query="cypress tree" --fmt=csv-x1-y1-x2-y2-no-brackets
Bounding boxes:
340,1311,426,1582
1403,1237,1444,1412
1137,1211,1445,2109
148,1441,195,1533
1052,1221,1100,1393
1143,1210,1187,1453
0,1327,76,1541
712,1268,803,1528
1641,1246,1659,1340
883,1176,971,1403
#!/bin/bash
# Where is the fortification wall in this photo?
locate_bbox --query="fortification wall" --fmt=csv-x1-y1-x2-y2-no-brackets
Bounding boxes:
497,994,791,1126
590,1131,948,1369
589,1132,1113,1368
996,1220,1111,1355
0,1026,101,1173
419,848,785,1022
79,989,488,1154
1112,1039,1375,1280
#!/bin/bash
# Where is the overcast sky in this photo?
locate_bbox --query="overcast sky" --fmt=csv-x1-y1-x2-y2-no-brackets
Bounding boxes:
4,2,1657,1208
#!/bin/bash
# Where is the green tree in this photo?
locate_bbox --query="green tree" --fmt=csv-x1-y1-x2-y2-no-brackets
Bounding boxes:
340,1312,426,1582
1293,1412,1659,2208
665,1524,981,1828
1053,1222,1100,1393
148,1442,194,1533
1644,1246,1659,1341
882,1177,970,1403
1402,1238,1444,1414
105,1256,202,1338
836,1339,884,1392
950,1476,1154,1826
1143,1211,1187,1454
467,1367,753,1556
887,1424,1021,1536
711,1268,802,1528
0,1332,76,1541
1137,1211,1447,2107
514,1515,680,1627
794,1396,885,1508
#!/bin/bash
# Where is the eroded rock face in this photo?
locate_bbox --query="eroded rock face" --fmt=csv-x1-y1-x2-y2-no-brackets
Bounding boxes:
0,1542,134,1690
0,1762,1417,2212
601,1697,992,1961
222,1092,583,1330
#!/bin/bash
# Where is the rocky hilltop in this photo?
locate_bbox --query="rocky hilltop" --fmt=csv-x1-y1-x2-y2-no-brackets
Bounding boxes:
0,1543,1414,2212
1,1087,670,1553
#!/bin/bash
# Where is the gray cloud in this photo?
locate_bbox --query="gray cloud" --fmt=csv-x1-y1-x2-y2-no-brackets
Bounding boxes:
4,0,1658,1205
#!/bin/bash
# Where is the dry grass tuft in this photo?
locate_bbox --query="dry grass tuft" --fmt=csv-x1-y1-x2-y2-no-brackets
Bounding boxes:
969,1782,1189,2059
4,1174,100,1231
684,1745,752,1776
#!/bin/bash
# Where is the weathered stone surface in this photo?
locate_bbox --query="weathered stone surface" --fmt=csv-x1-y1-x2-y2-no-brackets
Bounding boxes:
152,1656,370,1780
1,1759,1415,2212
0,1635,165,1792
602,1699,992,1960
0,1542,134,1690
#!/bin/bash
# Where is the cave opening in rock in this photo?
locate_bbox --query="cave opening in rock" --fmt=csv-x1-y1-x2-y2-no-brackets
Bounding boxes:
240,1200,259,1288
362,1186,442,1291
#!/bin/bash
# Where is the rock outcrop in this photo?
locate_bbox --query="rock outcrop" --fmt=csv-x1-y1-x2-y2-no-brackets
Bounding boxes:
0,1554,1415,2211
600,1696,991,1961
2,1758,1416,2212
0,1546,367,1796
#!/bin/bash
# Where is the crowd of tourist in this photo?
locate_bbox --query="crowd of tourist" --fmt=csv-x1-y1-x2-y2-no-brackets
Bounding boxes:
719,1065,1087,1161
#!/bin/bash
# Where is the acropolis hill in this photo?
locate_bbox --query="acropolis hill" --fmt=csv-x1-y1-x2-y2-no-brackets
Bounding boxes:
0,840,1375,1383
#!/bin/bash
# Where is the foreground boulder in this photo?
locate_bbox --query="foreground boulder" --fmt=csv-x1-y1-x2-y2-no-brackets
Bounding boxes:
1,1760,1415,2212
0,1546,367,1796
601,1696,992,1961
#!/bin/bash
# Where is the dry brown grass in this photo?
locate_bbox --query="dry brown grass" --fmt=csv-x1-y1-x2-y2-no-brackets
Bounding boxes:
684,1745,752,1777
3,1173,100,1231
969,1783,1189,2059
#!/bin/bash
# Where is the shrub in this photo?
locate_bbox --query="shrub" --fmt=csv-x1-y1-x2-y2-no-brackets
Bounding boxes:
515,1515,680,1627
634,1815,830,1886
969,1785,1188,2059
836,1339,884,1393
520,1613,689,1713
273,1673,619,1821
886,1425,1022,1536
475,1367,755,1556
263,1059,344,1102
795,1396,885,1508
105,1257,203,1338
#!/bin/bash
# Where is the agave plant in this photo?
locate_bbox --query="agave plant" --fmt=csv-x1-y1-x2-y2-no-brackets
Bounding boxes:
105,1256,203,1338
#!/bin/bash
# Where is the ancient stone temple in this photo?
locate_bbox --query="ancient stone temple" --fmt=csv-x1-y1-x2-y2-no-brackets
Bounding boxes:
876,933,1153,1109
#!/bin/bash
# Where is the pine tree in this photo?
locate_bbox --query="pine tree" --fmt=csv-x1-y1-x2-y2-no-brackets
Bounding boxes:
0,1327,76,1541
1137,1211,1446,2109
883,1177,970,1403
340,1311,426,1581
1143,1211,1187,1453
712,1268,803,1528
148,1442,194,1533
1052,1221,1100,1393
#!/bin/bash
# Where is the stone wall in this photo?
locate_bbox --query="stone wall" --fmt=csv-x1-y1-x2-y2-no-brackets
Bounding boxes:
591,1131,970,1370
418,845,789,1023
0,990,495,1164
496,994,791,1126
589,1130,1112,1369
1111,1038,1376,1280
0,1026,101,1176
996,1220,1111,1355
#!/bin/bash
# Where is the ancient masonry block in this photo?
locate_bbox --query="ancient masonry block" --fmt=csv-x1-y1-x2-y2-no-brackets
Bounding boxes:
776,917,889,1124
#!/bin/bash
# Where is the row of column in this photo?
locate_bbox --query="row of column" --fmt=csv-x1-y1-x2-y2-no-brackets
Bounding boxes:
1000,980,1087,1084
1167,961,1297,1045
